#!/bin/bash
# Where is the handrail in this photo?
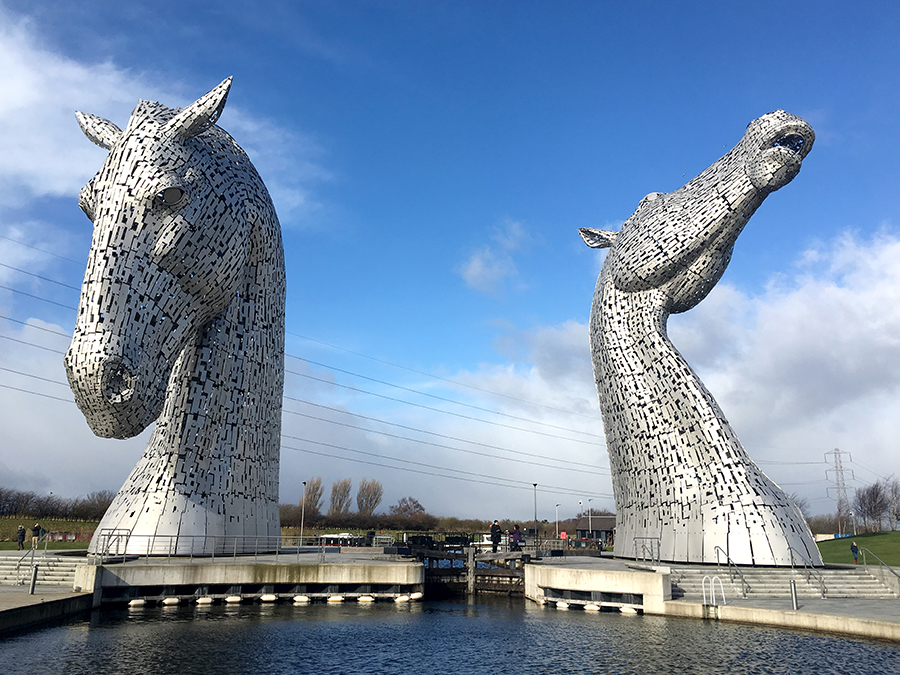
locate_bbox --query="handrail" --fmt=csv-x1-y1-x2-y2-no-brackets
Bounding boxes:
89,532,351,564
633,537,660,564
14,530,51,584
788,546,826,598
713,546,750,598
859,547,900,592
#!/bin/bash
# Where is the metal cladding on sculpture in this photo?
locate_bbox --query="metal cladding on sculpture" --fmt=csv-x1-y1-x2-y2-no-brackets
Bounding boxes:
580,110,822,567
65,78,286,555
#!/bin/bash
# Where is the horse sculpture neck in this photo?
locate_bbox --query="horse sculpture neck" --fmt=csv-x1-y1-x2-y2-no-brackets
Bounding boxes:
65,79,286,555
580,110,822,566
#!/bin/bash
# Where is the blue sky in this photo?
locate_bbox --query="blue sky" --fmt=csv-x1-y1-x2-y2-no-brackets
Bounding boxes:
2,0,900,522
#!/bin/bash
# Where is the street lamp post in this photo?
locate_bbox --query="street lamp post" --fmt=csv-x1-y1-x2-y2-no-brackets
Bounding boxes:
300,481,307,548
555,503,560,539
588,498,593,540
533,483,538,550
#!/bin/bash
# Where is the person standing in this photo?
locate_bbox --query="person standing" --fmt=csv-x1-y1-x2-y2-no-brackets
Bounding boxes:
16,526,26,551
510,524,523,551
490,520,502,553
31,523,42,548
851,540,859,564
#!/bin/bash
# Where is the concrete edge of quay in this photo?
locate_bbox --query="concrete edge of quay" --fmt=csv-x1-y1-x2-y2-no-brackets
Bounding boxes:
661,599,900,642
0,592,93,635
523,560,900,643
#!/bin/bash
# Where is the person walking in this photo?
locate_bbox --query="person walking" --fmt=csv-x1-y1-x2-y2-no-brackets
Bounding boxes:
851,540,859,564
490,520,502,553
16,525,26,551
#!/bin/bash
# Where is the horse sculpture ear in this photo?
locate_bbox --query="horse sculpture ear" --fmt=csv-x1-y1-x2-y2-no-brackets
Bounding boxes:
75,112,123,150
579,228,618,249
164,77,233,141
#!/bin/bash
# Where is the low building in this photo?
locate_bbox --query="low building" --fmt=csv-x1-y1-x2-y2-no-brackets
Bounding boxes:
574,515,616,545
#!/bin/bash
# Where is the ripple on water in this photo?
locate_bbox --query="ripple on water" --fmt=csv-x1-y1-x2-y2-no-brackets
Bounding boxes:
1,599,899,675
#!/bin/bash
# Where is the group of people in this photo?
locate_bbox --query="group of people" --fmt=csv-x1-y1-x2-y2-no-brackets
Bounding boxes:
14,523,43,550
489,520,524,553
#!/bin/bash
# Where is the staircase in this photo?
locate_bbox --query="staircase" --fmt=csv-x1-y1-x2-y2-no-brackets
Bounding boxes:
670,565,897,600
0,553,80,588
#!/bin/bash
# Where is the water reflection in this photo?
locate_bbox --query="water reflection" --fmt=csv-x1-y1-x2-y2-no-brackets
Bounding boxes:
1,597,898,674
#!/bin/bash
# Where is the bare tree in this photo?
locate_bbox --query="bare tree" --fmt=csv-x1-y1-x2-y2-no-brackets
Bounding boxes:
389,496,425,518
854,481,890,532
888,477,900,531
328,478,353,516
356,478,383,517
71,490,116,520
302,477,324,521
788,492,810,519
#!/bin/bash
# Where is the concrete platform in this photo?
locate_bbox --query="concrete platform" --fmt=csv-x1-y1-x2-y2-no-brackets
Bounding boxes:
76,548,424,606
524,554,900,642
0,585,92,635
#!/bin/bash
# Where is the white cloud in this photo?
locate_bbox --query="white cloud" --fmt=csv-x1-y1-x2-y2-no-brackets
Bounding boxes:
458,219,533,294
0,10,161,203
669,229,900,510
0,6,328,220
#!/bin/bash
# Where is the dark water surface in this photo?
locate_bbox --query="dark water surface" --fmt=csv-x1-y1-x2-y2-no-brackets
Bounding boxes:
2,598,899,675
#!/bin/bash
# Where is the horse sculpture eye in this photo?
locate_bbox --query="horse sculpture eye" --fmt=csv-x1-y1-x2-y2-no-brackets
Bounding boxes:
156,187,186,207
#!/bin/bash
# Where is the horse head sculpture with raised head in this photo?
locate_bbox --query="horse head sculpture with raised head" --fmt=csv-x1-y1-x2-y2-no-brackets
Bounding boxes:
65,78,286,555
579,111,822,566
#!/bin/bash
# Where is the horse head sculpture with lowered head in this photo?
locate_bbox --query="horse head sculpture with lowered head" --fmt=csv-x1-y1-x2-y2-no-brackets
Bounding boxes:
65,78,286,555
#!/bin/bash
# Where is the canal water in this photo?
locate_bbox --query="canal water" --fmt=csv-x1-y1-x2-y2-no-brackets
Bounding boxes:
2,597,899,674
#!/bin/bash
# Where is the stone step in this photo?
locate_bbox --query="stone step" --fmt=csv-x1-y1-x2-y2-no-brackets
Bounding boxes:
670,565,897,600
0,556,80,587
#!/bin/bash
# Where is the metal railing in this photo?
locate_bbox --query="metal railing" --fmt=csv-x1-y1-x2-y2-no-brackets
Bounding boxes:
859,547,900,597
91,531,329,565
633,537,660,563
14,530,50,585
788,546,826,598
714,546,750,598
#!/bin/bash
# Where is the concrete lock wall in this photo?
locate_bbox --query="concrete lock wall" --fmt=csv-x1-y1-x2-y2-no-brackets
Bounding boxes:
525,565,671,614
76,561,423,601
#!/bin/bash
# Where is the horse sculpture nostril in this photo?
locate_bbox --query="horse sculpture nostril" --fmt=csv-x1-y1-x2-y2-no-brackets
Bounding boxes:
101,357,136,405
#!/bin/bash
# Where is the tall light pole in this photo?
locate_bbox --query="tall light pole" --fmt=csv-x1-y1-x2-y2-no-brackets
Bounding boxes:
555,503,560,539
533,483,538,549
588,498,593,540
578,500,583,536
300,481,307,548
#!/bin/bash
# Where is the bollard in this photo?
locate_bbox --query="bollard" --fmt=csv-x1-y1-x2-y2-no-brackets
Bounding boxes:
790,579,798,611
29,565,39,595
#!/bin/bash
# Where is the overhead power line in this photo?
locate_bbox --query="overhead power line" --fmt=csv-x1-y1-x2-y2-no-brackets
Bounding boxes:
281,441,611,500
281,434,604,496
0,275,603,439
288,329,601,420
283,396,606,469
281,411,609,475
288,354,603,439
287,368,601,446
0,233,84,265
0,365,608,478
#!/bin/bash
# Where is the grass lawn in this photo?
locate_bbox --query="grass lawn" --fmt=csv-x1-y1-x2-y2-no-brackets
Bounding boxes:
817,531,900,566
0,541,89,551
0,517,96,550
